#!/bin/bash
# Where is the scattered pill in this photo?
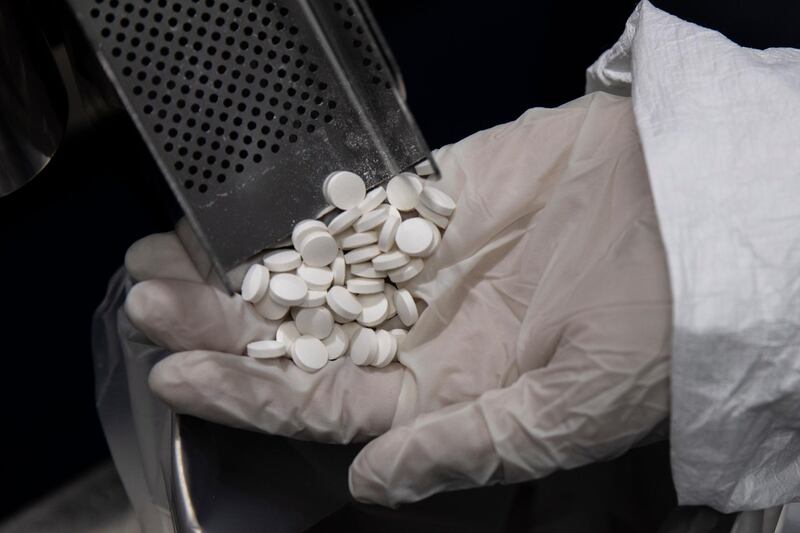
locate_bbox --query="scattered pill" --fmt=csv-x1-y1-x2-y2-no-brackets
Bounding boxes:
276,321,301,350
292,220,328,250
378,207,402,252
339,231,378,249
344,244,382,265
419,220,441,258
373,330,398,368
347,278,385,294
241,264,270,303
415,201,449,229
420,185,456,217
386,173,423,211
326,285,362,321
349,326,378,366
298,290,327,308
414,159,435,176
388,258,424,283
349,262,385,278
372,250,410,271
269,273,308,306
357,293,390,327
323,171,366,210
394,289,419,327
331,254,346,285
395,218,435,256
263,249,302,272
253,293,290,320
291,335,329,372
322,325,349,360
383,284,398,319
299,231,338,267
297,263,334,290
357,186,387,213
354,204,390,232
327,207,361,235
295,307,334,339
246,340,286,359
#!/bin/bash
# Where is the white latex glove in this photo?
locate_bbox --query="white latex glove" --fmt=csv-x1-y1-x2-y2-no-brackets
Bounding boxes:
126,92,672,507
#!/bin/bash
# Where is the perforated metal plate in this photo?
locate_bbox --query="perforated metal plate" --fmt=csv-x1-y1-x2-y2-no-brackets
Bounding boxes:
68,0,430,286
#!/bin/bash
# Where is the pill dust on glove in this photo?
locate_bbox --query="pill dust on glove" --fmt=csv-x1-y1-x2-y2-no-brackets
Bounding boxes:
241,166,455,372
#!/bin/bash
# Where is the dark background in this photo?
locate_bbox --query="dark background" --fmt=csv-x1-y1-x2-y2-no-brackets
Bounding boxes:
1,0,799,523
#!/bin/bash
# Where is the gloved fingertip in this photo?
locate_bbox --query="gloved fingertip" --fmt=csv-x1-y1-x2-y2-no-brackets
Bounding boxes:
148,352,199,409
124,280,168,332
348,457,392,507
348,431,412,508
124,235,150,281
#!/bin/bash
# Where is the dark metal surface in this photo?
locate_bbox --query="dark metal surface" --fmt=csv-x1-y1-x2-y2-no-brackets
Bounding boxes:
66,0,431,289
0,2,68,197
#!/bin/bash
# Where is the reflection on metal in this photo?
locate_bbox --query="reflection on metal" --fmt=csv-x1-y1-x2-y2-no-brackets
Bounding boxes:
0,2,67,197
170,415,202,533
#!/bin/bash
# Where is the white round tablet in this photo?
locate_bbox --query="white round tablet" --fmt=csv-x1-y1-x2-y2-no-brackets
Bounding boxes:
354,205,390,233
419,221,441,258
384,284,398,319
263,249,301,272
347,278,385,294
349,326,378,366
339,231,378,250
395,218,435,256
268,273,308,306
276,321,301,349
322,325,349,360
386,173,423,211
297,263,333,290
298,289,327,308
299,231,338,267
357,293,389,327
415,201,449,229
420,185,456,216
372,250,410,271
253,293,289,320
326,286,362,321
241,264,270,303
292,220,327,250
246,340,286,359
327,208,361,236
378,207,402,252
344,244,382,265
357,186,387,213
291,335,329,372
414,159,435,176
331,254,346,285
349,262,385,279
323,171,366,210
372,330,398,368
388,258,424,283
295,307,334,339
394,289,419,327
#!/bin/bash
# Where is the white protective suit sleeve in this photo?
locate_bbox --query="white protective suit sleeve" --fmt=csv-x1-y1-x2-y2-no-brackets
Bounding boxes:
587,1,800,513
128,92,674,507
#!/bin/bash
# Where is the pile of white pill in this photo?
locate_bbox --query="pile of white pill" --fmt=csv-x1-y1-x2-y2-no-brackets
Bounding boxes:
240,161,454,372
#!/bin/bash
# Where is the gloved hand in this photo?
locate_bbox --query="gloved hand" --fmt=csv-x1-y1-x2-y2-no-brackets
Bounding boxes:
126,91,672,507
